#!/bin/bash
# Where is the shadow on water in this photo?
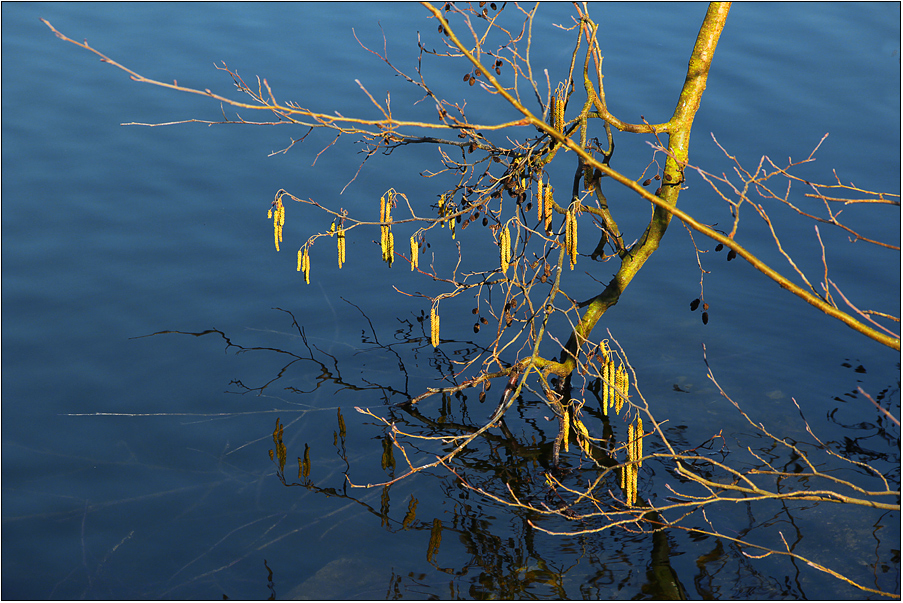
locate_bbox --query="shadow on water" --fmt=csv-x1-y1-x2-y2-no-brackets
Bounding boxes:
122,305,899,600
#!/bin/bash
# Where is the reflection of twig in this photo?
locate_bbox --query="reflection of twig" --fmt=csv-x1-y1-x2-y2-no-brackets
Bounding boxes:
858,386,901,427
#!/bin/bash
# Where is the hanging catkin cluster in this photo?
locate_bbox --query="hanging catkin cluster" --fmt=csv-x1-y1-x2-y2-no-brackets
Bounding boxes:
380,190,395,266
268,195,285,252
499,222,512,274
430,306,439,348
565,206,578,269
620,416,644,506
600,342,629,415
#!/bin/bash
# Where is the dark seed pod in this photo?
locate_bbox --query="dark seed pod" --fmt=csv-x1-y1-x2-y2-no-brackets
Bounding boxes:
495,67,501,75
654,187,662,196
469,75,476,86
475,69,483,78
463,73,471,82
664,173,673,182
479,391,486,402
702,311,709,325
690,298,700,311
480,316,488,325
715,243,723,252
526,202,532,212
456,214,462,223
490,2,497,9
654,174,661,181
462,219,470,229
482,8,488,17
472,308,479,314
474,324,480,333
727,249,737,261
484,381,491,391
482,217,488,226
643,179,652,186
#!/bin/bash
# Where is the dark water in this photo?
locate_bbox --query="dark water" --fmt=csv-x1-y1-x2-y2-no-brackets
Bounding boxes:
2,2,900,599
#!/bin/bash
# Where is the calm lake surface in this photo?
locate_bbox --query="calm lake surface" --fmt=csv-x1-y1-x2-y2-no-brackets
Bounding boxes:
3,2,900,599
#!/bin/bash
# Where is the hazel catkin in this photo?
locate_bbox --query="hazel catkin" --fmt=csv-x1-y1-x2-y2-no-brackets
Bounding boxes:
430,307,440,348
499,223,511,274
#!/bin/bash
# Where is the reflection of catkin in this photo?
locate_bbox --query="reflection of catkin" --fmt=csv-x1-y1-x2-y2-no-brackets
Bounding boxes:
410,235,418,271
500,224,511,274
430,307,439,348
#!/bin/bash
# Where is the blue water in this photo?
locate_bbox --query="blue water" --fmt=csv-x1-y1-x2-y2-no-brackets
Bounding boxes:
3,2,900,599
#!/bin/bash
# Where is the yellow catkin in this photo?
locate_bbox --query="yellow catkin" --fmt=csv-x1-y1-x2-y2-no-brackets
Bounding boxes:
629,463,636,506
549,97,557,129
620,458,626,490
387,231,394,266
602,361,610,415
553,92,564,132
430,307,439,348
410,235,418,271
500,224,511,274
544,185,553,233
536,178,544,223
636,416,643,468
301,246,310,284
438,195,446,228
272,201,285,252
583,162,593,191
617,364,629,412
562,408,570,453
268,209,273,220
628,422,634,463
337,227,345,268
297,247,303,272
608,361,617,414
566,208,577,269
